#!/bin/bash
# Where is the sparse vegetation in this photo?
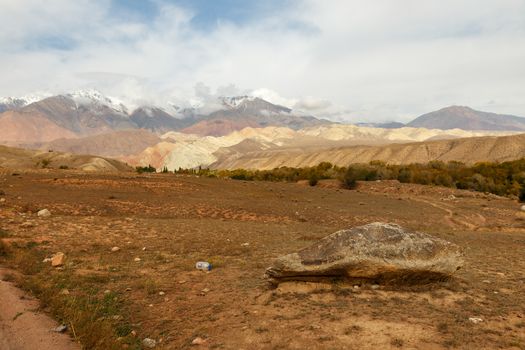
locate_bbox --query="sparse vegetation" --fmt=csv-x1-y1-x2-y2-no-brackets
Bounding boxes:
135,164,156,173
173,158,525,198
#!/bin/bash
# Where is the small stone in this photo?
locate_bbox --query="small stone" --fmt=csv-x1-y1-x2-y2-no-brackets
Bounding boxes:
201,288,210,294
37,209,51,218
371,284,380,290
60,289,70,295
104,290,111,294
482,280,491,284
353,285,360,290
42,258,51,263
134,257,141,262
241,242,250,247
142,247,146,251
131,330,137,337
125,288,132,291
111,246,120,252
52,324,68,333
142,338,156,348
159,291,165,296
0,198,5,203
51,252,65,267
191,337,207,346
178,280,187,284
521,205,525,212
468,317,483,324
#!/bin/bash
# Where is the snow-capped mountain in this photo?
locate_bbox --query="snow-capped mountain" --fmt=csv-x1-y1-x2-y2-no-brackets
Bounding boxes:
220,96,257,108
0,93,52,112
67,89,129,114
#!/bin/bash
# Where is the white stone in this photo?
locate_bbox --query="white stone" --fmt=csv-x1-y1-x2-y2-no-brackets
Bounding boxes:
37,209,51,217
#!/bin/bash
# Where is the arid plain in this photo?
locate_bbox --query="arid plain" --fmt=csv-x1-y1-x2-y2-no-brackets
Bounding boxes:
1,170,524,349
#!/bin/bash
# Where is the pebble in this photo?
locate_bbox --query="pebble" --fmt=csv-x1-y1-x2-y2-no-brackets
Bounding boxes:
37,209,51,218
0,198,5,203
134,257,141,262
142,338,156,348
51,252,65,267
159,291,165,296
371,284,380,290
52,324,68,333
111,246,120,252
191,337,207,346
468,317,483,324
521,205,525,212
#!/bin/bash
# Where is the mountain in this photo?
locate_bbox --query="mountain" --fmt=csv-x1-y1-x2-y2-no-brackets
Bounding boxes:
0,94,50,112
210,133,525,170
0,145,132,172
407,106,525,131
180,97,330,136
129,107,194,134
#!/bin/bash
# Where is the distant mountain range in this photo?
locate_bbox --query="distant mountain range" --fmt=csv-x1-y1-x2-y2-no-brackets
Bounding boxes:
0,91,330,144
2,90,525,171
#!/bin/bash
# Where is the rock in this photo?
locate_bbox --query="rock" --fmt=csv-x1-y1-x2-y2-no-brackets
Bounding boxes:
51,252,65,267
468,317,483,324
52,324,67,333
0,198,5,203
520,205,525,212
192,337,207,346
37,209,51,218
142,338,156,348
134,257,141,262
265,222,463,285
159,291,165,296
111,246,120,252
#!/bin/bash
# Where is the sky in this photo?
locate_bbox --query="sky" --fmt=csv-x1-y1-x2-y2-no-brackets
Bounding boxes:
1,0,525,122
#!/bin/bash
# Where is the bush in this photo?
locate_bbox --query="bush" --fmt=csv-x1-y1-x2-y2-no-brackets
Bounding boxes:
342,168,359,189
309,175,319,187
519,185,525,203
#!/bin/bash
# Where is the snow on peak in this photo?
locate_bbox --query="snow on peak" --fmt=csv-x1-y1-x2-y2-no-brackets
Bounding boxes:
67,89,128,114
0,93,51,108
220,95,257,108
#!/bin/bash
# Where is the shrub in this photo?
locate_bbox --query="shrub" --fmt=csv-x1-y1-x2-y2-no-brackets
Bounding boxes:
342,168,359,189
309,175,319,186
519,185,525,203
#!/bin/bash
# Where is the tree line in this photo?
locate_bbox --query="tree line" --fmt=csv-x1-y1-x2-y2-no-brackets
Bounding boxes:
139,159,525,201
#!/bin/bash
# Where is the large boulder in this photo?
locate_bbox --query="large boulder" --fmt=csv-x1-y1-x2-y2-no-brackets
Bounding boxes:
265,222,463,285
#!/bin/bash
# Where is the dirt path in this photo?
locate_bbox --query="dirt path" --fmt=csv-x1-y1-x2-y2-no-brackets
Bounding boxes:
0,268,80,350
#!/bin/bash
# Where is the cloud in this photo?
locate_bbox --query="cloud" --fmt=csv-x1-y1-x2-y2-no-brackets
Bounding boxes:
1,0,524,122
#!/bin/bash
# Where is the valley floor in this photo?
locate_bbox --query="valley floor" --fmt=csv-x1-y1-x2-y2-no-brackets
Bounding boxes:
0,172,524,349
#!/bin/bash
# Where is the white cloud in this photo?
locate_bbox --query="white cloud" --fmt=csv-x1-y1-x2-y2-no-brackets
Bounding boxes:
0,0,524,122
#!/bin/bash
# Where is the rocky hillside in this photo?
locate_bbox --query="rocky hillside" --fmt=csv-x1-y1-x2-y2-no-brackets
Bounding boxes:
210,133,525,169
0,145,132,172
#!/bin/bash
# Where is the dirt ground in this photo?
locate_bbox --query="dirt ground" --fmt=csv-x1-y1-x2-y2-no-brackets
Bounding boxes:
0,268,81,350
0,171,524,349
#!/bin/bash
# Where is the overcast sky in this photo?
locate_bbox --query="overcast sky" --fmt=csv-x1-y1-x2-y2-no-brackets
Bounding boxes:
1,0,525,122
